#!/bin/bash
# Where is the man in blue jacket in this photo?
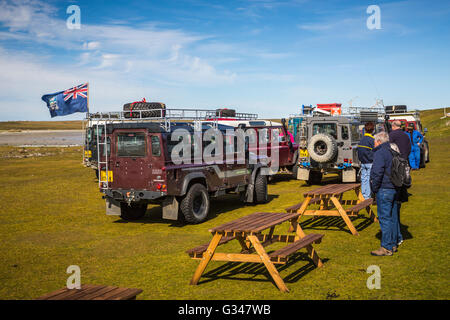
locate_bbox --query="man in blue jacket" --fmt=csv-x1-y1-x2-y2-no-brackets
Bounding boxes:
357,122,375,199
389,120,411,160
406,123,424,170
370,132,399,256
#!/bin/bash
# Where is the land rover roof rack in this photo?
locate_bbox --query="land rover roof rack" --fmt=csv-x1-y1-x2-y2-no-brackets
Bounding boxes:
86,108,258,131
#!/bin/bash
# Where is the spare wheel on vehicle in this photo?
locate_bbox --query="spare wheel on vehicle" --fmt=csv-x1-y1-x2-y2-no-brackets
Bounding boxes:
123,102,166,118
307,133,338,163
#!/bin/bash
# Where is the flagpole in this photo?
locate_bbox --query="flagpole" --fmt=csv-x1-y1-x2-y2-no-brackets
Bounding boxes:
83,82,89,165
86,82,90,114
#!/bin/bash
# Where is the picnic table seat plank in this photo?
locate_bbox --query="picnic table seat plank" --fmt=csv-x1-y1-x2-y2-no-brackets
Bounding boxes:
285,197,321,213
186,235,236,256
35,284,96,300
75,285,120,300
45,285,104,300
93,287,142,300
35,284,142,300
346,198,373,213
268,234,324,259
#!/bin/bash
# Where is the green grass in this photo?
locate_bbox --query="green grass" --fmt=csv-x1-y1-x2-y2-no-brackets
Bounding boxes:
0,109,449,300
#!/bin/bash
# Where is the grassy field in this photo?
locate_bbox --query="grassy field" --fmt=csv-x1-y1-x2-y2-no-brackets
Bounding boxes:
0,109,449,300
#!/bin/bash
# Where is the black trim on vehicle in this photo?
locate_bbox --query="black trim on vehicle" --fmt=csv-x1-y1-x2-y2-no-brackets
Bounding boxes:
105,189,166,201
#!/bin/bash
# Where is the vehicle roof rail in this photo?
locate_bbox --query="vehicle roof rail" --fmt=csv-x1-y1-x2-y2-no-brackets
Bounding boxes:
86,108,259,131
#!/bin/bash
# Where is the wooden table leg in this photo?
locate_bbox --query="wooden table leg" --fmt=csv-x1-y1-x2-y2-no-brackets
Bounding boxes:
190,233,223,285
330,196,359,236
293,223,323,268
305,244,323,268
247,235,289,293
288,196,312,233
237,235,252,252
355,188,378,222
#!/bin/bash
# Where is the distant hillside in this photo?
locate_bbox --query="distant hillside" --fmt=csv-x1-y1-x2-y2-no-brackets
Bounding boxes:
419,108,450,138
0,121,83,131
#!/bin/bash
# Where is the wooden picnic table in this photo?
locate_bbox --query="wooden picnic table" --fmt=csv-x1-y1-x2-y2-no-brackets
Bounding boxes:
187,211,324,292
286,183,376,236
35,284,143,300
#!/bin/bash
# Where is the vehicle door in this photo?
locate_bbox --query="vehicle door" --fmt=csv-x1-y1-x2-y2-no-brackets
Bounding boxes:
148,134,167,192
338,123,353,164
109,129,151,190
223,131,249,188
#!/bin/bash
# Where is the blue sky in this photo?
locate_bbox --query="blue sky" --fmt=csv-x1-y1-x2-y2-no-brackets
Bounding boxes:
0,0,449,120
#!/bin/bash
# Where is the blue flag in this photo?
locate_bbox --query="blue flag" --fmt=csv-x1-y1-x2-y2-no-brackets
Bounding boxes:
41,83,88,117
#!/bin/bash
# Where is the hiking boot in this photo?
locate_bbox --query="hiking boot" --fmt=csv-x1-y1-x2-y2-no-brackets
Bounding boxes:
371,247,393,256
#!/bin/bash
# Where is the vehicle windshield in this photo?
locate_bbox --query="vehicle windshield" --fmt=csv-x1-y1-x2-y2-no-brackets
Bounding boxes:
117,133,146,157
312,123,337,139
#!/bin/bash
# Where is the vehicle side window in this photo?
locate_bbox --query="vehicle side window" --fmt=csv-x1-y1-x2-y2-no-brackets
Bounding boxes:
258,128,270,144
87,128,92,142
376,124,385,133
267,128,283,143
351,124,360,141
102,137,111,157
151,136,161,157
341,125,349,140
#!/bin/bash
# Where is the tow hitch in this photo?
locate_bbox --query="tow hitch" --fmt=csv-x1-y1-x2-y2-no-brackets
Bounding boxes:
125,191,136,205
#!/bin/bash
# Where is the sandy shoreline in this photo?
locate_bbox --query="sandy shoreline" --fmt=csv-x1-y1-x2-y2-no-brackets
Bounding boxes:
0,130,84,146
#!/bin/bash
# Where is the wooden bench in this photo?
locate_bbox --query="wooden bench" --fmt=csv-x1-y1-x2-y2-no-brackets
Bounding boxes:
294,183,376,236
186,235,236,259
346,198,373,214
188,212,324,292
285,197,320,213
269,233,324,263
35,284,142,300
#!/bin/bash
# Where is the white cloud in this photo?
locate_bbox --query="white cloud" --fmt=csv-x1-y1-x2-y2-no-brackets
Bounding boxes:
83,41,100,50
0,0,235,85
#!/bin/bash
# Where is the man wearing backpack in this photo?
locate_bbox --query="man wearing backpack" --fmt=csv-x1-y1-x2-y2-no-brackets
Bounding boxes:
389,120,412,248
370,132,400,256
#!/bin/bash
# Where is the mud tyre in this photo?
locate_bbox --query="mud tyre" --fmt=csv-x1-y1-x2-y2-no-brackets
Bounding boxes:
120,202,147,221
307,134,337,163
254,173,268,204
180,184,210,224
123,102,166,118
